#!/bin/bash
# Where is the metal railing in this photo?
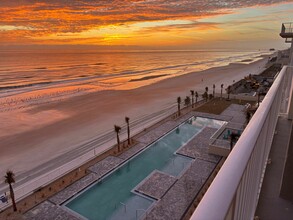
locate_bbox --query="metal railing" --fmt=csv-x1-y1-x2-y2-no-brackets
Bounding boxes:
281,23,293,34
191,65,290,220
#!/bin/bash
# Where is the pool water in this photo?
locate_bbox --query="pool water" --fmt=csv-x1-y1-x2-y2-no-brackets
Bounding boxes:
65,117,224,220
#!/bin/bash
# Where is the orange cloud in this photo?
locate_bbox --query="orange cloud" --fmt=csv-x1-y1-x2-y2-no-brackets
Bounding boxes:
0,0,291,45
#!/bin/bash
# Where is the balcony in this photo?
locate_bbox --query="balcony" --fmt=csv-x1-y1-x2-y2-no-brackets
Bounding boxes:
191,65,293,220
280,23,293,39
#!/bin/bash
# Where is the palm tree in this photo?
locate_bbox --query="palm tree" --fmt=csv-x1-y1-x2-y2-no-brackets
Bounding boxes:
125,117,130,145
227,85,231,100
184,96,191,107
114,125,122,152
205,87,209,102
202,92,208,101
220,84,224,99
190,90,194,108
213,84,215,98
195,92,199,103
177,97,181,116
4,170,17,211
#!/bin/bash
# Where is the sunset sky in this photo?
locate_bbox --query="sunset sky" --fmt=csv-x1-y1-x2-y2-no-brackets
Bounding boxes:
0,0,292,50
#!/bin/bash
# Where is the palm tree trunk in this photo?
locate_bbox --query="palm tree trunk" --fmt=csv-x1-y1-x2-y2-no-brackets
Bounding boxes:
221,89,222,99
116,133,120,152
178,103,181,116
9,183,17,211
192,97,194,108
127,122,130,145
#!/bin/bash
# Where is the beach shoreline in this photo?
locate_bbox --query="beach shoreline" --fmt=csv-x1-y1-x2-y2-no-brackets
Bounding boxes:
0,56,270,179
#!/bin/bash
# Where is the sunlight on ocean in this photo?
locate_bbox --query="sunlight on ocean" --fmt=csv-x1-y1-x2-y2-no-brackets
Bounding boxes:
0,50,271,113
0,50,270,90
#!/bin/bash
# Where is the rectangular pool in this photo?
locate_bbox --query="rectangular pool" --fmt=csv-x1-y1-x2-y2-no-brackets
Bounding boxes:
65,116,225,220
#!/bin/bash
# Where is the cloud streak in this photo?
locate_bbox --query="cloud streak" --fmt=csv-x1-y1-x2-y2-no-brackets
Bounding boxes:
0,0,291,45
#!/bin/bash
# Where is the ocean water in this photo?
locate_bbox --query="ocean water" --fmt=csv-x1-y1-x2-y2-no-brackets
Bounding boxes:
0,50,269,91
0,49,271,112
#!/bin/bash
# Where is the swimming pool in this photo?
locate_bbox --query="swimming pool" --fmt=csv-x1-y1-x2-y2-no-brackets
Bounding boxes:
65,116,225,220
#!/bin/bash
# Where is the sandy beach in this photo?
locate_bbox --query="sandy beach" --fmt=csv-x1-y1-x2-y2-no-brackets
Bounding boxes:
0,57,269,183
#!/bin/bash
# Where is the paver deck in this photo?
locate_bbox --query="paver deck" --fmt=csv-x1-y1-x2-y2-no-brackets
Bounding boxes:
144,159,217,220
23,201,81,220
135,171,177,200
118,143,146,160
136,121,177,145
87,156,123,177
177,127,221,163
49,172,98,205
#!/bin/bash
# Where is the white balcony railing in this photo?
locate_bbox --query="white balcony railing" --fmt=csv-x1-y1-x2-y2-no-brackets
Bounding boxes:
191,65,290,220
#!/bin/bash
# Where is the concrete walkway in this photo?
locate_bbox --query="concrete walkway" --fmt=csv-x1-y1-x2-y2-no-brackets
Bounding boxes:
280,116,293,202
256,116,293,219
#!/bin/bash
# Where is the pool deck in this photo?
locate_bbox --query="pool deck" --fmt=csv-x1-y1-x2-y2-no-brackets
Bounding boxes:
48,173,99,205
117,142,146,161
134,171,177,200
23,201,80,220
87,156,123,177
144,159,217,220
24,104,246,220
177,127,221,163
